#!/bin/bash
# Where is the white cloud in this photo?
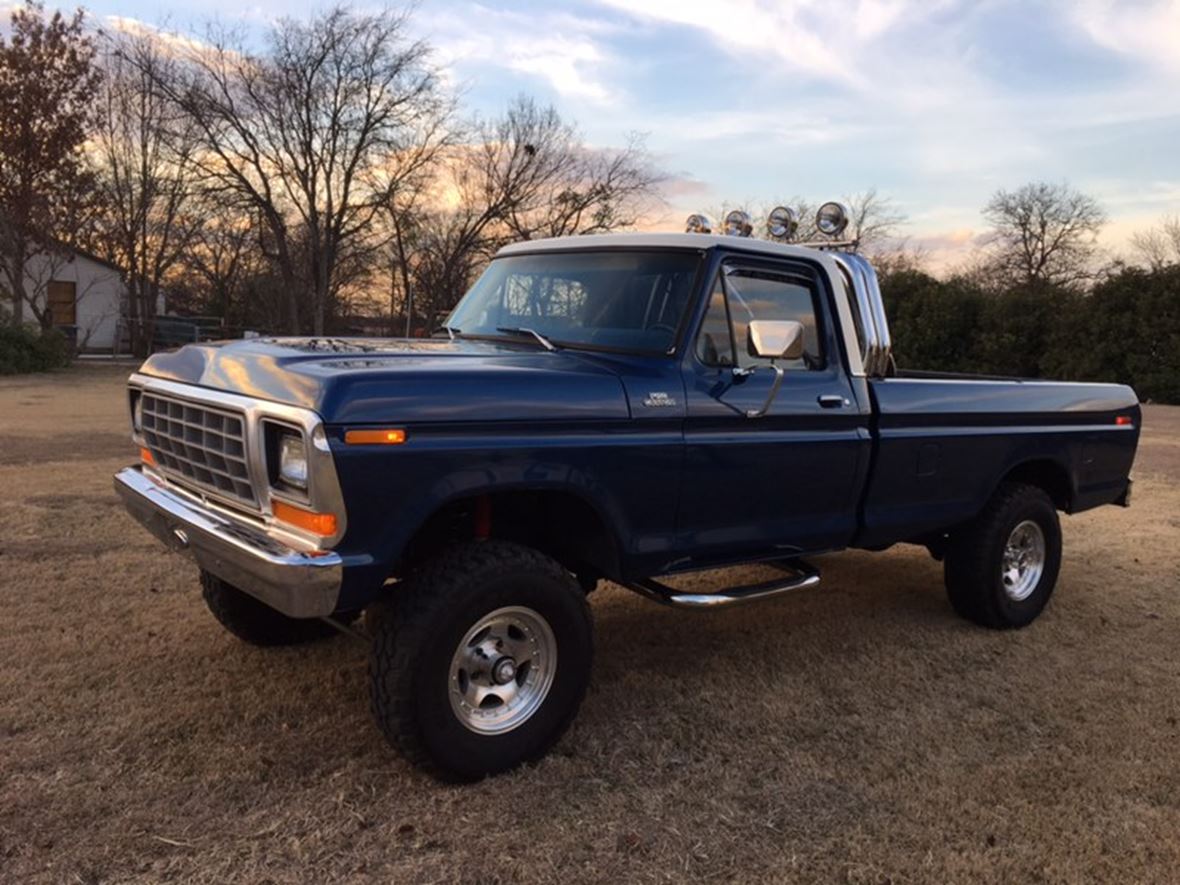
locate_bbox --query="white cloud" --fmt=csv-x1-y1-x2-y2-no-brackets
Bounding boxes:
592,0,957,90
416,5,619,104
502,34,610,102
588,0,1027,160
1068,0,1180,75
593,0,861,88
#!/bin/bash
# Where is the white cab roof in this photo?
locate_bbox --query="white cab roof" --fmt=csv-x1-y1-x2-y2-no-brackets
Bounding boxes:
496,231,837,264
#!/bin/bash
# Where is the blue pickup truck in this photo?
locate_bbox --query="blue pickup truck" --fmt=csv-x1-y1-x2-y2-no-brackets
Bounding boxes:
115,213,1139,780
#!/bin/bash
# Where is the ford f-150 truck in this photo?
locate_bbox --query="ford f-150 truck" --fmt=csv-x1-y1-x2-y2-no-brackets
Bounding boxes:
114,210,1139,781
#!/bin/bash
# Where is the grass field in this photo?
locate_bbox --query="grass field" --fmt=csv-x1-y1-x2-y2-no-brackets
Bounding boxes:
2,363,1179,884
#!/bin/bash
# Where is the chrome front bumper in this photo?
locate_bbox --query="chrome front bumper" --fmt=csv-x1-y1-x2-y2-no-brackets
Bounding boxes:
114,466,342,618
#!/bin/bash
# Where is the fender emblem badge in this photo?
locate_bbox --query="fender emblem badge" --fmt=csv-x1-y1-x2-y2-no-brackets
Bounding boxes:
643,392,677,408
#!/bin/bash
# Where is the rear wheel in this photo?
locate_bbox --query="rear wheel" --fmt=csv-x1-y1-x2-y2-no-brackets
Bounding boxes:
944,483,1062,629
200,571,349,646
367,541,593,781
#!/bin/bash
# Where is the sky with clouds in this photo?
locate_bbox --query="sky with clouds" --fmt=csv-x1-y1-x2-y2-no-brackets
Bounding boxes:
20,0,1180,267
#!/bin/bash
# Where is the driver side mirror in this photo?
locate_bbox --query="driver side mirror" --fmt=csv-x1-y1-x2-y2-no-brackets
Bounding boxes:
738,320,805,419
747,320,805,361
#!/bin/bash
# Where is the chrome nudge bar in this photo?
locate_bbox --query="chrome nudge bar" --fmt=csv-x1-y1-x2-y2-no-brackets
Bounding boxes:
830,253,892,378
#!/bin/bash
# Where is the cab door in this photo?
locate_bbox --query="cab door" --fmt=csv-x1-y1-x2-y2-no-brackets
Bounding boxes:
675,256,869,564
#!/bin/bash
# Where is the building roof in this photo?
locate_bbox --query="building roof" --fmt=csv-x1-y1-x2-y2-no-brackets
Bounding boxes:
60,244,124,274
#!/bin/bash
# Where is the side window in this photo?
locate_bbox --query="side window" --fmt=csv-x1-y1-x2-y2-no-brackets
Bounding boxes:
695,278,734,367
695,265,824,370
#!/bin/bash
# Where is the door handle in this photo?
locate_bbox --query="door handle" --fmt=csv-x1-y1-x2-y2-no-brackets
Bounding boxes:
817,395,849,409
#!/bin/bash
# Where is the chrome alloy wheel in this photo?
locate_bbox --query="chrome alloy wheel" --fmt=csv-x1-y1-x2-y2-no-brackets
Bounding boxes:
1001,520,1046,602
448,606,557,734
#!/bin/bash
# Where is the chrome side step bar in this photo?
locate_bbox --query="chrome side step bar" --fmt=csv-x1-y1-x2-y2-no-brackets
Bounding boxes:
621,559,820,609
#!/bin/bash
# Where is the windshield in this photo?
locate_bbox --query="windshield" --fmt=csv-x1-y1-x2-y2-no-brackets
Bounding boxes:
446,250,701,354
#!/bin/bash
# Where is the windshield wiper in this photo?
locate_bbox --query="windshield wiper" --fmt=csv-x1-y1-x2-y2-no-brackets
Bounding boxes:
432,324,460,341
495,326,559,352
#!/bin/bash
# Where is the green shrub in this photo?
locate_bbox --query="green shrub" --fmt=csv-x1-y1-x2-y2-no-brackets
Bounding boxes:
881,264,1180,403
0,325,72,375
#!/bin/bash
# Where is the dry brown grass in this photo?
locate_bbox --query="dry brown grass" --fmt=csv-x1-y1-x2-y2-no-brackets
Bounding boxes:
2,364,1179,884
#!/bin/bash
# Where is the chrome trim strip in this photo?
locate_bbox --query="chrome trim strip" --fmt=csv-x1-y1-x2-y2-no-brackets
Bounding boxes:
830,253,880,375
858,255,892,371
128,374,347,549
826,261,866,378
829,253,892,378
114,465,342,618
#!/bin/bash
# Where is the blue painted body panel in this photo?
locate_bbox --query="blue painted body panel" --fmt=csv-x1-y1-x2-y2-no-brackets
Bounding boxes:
137,246,1141,612
858,376,1140,546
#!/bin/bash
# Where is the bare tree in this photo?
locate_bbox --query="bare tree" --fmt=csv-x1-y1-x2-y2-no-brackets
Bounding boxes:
844,189,906,254
402,96,662,321
178,197,260,328
981,181,1106,290
148,6,449,334
93,29,202,355
1129,215,1180,270
0,2,102,327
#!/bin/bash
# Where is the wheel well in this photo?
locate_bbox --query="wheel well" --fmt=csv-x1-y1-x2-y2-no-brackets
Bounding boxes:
397,490,620,580
1002,459,1073,512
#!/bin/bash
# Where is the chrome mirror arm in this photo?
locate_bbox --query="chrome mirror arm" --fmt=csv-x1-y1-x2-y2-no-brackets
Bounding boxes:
743,363,785,418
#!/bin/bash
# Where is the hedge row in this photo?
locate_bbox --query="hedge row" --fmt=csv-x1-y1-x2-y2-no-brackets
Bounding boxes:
0,325,72,375
880,264,1180,404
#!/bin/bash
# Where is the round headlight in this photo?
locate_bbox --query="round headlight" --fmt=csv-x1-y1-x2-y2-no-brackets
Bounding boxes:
724,209,753,237
685,213,714,234
816,201,850,237
278,432,309,489
767,206,799,241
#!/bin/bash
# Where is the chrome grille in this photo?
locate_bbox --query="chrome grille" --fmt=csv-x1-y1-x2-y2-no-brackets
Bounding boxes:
140,392,256,507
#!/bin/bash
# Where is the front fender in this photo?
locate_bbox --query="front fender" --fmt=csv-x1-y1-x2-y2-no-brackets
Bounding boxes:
326,422,682,607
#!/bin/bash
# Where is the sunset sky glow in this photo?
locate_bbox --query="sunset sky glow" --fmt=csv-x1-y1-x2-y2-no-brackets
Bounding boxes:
18,0,1180,268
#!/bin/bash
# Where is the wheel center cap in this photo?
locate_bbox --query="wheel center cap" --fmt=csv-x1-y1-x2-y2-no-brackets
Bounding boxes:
492,657,517,685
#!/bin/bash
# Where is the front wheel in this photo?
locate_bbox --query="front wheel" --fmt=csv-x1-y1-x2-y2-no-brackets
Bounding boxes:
944,482,1063,629
367,541,593,781
200,571,347,646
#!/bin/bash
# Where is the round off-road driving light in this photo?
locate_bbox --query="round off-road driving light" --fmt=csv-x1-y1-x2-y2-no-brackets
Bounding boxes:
816,201,850,237
767,206,799,241
685,213,714,234
724,209,753,237
278,431,309,489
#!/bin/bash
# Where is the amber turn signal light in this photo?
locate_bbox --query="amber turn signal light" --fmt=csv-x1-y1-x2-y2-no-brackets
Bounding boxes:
272,499,338,537
140,446,155,465
344,428,407,445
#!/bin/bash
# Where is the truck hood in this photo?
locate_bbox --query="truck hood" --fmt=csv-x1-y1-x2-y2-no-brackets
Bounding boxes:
137,337,631,424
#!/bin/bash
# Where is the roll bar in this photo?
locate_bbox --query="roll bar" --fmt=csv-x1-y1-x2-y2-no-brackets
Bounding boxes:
829,252,892,377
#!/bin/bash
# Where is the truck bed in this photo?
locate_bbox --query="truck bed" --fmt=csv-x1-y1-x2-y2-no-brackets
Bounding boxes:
856,374,1140,548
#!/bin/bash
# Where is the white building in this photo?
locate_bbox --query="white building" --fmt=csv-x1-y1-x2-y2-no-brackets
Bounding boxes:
6,246,131,352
